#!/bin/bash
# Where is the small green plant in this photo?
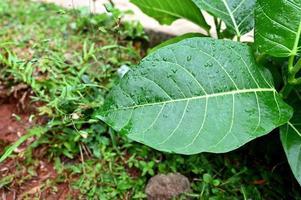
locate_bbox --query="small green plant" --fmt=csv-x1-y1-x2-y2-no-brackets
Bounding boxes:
99,0,301,186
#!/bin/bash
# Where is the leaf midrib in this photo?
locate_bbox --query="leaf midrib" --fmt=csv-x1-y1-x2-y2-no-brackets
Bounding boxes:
222,0,241,36
292,20,301,55
107,88,275,112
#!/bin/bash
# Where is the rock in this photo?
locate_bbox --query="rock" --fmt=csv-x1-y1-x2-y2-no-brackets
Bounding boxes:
63,53,74,64
145,173,190,200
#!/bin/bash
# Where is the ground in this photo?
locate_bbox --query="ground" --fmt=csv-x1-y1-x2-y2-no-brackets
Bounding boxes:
0,0,301,199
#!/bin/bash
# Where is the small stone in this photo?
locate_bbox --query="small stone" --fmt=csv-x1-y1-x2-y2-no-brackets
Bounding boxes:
64,53,73,64
145,173,190,200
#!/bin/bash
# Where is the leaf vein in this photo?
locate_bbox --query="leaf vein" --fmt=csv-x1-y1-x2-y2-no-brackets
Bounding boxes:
222,0,241,36
259,3,297,34
287,0,301,11
209,94,236,149
201,0,229,16
141,104,166,140
181,97,208,150
232,0,247,13
253,92,261,134
105,88,276,112
188,45,239,89
231,48,260,87
158,100,190,146
153,59,208,95
138,76,173,100
256,32,292,53
288,122,301,137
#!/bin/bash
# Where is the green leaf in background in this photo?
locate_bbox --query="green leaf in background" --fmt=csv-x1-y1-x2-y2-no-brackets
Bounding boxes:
280,91,301,185
130,0,210,31
98,38,292,155
148,32,206,54
192,0,255,38
255,0,301,57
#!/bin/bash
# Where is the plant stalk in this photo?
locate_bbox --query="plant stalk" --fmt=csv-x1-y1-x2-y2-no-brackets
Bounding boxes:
280,55,301,98
288,57,301,85
214,17,219,39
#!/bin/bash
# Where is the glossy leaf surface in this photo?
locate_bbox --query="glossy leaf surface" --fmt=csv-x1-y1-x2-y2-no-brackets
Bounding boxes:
130,0,210,30
192,0,255,36
280,91,301,185
149,33,206,54
255,0,301,57
99,38,292,155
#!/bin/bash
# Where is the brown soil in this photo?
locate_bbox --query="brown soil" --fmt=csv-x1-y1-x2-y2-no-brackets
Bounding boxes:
0,85,78,199
0,157,78,200
0,102,32,143
0,84,36,151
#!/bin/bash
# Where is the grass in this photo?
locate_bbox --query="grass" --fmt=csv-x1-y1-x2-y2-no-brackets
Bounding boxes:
0,0,301,199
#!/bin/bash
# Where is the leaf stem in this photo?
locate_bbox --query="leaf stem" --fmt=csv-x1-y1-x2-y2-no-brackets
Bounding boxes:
291,57,301,74
292,77,301,84
288,57,301,85
288,55,295,73
287,20,301,85
214,17,222,39
281,56,301,98
217,20,222,34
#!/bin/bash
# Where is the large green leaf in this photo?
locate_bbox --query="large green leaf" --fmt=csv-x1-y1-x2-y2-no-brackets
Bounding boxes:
192,0,255,37
130,0,210,31
280,91,301,185
255,0,301,57
98,38,292,155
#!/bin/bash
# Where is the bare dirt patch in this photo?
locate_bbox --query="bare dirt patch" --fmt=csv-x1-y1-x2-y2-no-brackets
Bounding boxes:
0,85,37,149
0,85,79,199
0,157,78,200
